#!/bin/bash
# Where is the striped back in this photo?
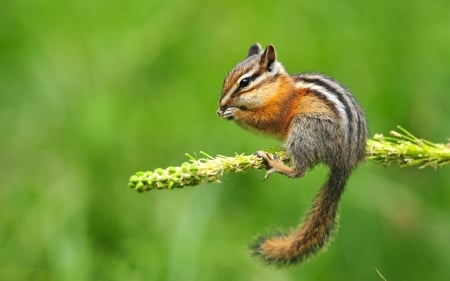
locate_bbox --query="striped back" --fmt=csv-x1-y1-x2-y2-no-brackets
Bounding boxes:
294,73,368,163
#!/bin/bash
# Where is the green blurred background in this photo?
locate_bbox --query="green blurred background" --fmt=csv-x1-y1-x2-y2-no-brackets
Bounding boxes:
1,0,450,280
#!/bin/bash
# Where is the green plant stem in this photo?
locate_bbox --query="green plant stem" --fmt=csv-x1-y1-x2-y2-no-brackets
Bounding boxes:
129,126,450,192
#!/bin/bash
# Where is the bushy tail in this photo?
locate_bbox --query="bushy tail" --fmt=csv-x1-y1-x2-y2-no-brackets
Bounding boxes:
251,167,350,266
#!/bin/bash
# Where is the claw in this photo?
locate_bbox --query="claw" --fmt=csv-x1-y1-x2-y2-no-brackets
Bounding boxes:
255,151,276,181
255,150,272,162
220,107,237,120
256,150,301,179
263,168,276,181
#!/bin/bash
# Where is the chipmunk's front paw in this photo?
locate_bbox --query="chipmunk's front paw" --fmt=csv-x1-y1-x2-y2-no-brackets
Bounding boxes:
254,151,279,181
255,151,280,162
217,107,239,120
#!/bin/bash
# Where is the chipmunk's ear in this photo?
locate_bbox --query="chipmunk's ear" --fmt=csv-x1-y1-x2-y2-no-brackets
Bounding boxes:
247,43,262,57
261,44,276,71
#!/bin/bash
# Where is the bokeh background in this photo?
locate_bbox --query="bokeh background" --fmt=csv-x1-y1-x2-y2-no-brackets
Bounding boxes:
1,0,450,280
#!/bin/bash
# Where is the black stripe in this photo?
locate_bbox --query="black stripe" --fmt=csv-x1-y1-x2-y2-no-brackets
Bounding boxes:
308,89,340,118
356,107,366,153
232,72,280,98
299,76,354,122
250,71,262,81
231,71,262,96
298,75,355,141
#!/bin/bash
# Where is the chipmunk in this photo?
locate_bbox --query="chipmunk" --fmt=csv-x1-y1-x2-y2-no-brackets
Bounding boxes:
217,43,368,266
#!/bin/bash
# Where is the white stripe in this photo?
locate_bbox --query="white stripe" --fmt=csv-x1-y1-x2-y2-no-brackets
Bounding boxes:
299,73,354,111
295,80,349,130
299,73,346,92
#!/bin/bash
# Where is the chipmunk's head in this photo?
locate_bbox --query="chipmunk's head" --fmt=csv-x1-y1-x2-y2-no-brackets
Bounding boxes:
217,43,288,119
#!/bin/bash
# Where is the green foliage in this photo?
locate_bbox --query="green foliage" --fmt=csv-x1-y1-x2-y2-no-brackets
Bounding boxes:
129,151,270,191
128,128,450,191
1,1,450,281
367,127,450,168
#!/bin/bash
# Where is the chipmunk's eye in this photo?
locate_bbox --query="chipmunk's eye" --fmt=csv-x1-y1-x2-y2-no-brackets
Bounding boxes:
238,77,251,88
